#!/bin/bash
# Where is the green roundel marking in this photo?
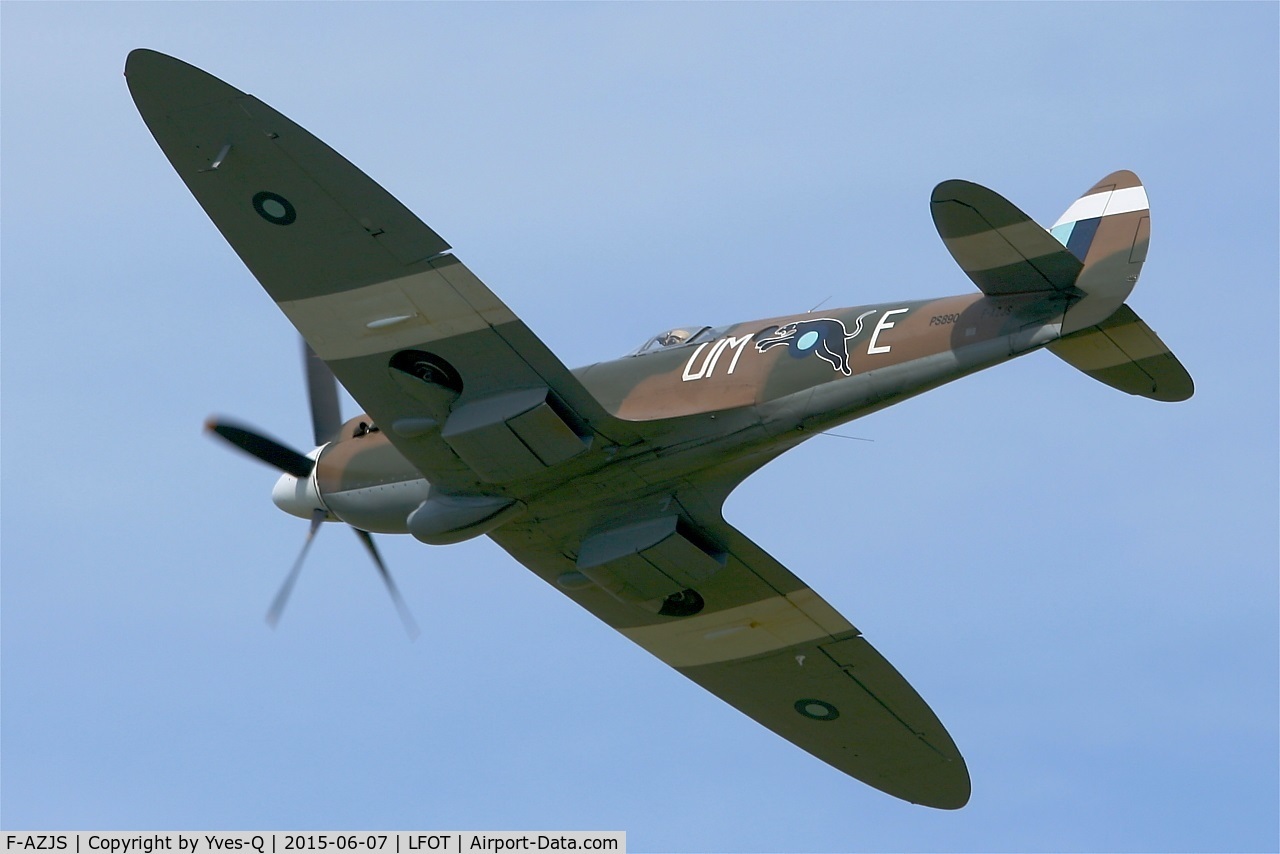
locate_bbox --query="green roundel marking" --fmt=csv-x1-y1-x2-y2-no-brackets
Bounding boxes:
794,698,840,721
252,191,296,225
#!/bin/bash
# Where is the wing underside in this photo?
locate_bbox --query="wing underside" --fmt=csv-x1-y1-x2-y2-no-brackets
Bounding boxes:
489,488,971,809
126,49,636,496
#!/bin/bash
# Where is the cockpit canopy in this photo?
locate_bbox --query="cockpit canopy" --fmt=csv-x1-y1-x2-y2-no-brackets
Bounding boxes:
629,325,719,356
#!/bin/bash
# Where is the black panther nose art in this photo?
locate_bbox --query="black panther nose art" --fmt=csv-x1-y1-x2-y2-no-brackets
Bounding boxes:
755,317,856,375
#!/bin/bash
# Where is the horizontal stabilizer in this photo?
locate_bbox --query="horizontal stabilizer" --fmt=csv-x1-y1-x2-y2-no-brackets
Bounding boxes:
1047,304,1193,401
931,180,1083,296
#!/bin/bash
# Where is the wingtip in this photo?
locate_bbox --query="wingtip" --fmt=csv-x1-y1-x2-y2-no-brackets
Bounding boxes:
125,48,173,78
924,779,972,811
126,49,244,116
891,760,972,810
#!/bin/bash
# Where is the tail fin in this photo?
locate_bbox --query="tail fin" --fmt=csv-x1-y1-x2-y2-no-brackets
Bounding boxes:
1048,170,1150,333
932,171,1192,402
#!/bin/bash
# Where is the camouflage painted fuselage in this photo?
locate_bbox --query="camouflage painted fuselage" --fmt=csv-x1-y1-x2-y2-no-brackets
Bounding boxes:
311,290,1061,534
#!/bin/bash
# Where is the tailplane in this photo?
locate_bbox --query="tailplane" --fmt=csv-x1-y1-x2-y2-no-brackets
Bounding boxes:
930,179,1083,297
1047,304,1193,402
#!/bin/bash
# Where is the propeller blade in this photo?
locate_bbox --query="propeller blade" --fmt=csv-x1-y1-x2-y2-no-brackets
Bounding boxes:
303,341,343,446
266,508,327,628
206,418,314,478
354,528,420,640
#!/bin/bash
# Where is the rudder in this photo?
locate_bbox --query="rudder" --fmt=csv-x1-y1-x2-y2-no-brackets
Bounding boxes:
1050,170,1151,333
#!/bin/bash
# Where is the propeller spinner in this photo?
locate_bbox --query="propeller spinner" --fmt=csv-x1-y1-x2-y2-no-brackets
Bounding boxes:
205,341,419,639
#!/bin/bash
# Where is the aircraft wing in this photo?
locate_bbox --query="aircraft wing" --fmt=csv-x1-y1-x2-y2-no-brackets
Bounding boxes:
488,467,971,809
127,49,636,496
131,50,968,805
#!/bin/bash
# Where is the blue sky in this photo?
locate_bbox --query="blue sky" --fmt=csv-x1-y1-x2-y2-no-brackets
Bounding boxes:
2,3,1276,851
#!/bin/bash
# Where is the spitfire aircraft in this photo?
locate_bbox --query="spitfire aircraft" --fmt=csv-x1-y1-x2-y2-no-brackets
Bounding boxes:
127,49,1193,810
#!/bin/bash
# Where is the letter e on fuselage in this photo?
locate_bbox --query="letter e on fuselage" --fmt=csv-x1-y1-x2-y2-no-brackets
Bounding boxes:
867,308,909,355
